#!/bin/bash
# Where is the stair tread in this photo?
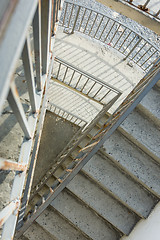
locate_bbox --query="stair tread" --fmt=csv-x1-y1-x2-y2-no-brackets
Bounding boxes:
36,207,90,240
83,153,157,218
139,88,160,121
103,130,160,196
67,172,139,235
23,221,56,240
121,109,160,158
50,189,120,240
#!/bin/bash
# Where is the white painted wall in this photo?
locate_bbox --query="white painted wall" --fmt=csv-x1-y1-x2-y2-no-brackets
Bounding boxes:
121,202,160,240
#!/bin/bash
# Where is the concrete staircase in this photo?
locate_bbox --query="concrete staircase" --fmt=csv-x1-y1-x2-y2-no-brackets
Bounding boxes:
19,85,160,240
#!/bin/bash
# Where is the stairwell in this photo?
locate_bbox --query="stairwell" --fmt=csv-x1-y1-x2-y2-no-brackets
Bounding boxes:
18,22,160,239
0,0,160,239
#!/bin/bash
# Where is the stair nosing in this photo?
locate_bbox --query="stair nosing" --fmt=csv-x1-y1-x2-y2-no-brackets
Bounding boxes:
64,188,123,237
48,205,94,240
98,149,160,201
136,103,160,129
33,221,59,240
117,125,160,165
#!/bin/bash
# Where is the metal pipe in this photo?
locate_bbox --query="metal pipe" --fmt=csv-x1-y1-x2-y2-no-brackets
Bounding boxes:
0,158,27,171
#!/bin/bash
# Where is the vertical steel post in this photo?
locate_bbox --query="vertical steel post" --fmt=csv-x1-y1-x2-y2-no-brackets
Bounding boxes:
41,0,52,75
33,2,42,91
7,81,31,139
22,34,37,113
71,6,80,34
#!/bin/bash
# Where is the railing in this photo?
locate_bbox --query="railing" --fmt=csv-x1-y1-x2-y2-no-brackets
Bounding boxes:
121,0,160,19
15,57,160,238
53,57,121,105
60,0,160,72
47,101,87,127
0,0,63,239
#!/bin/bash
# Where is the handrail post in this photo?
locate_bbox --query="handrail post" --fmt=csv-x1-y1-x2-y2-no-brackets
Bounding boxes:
41,0,52,75
123,37,142,61
71,6,80,34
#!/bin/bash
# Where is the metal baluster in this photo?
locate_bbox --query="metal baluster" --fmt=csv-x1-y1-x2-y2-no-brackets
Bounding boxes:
22,35,37,113
122,34,138,54
33,3,42,91
83,10,92,33
99,17,109,40
89,13,98,36
41,0,52,75
71,6,80,33
141,51,157,68
87,82,96,95
80,78,89,92
131,42,147,61
99,89,111,102
136,45,152,64
52,0,57,34
62,2,68,26
7,81,31,139
109,23,120,43
67,4,74,28
118,31,132,51
78,8,86,31
69,70,75,85
155,9,160,17
113,27,126,48
123,37,142,60
75,74,82,88
93,85,103,98
57,63,61,78
62,67,68,82
142,0,150,9
94,15,104,39
103,21,116,43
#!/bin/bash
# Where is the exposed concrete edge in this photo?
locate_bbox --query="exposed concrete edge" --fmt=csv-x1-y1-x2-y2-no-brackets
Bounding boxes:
65,188,124,237
136,104,160,128
33,221,59,240
117,126,160,165
45,205,93,240
98,149,160,202
80,169,142,220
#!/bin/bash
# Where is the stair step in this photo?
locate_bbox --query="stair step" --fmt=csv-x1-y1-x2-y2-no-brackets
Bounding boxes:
102,130,160,197
50,189,120,240
36,206,91,240
19,235,29,240
23,221,56,240
138,88,160,124
83,153,158,218
120,109,160,159
67,172,139,235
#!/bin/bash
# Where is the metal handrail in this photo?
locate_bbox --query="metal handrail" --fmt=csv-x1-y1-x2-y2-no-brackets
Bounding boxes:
0,0,63,239
121,0,160,19
60,0,160,72
53,57,122,105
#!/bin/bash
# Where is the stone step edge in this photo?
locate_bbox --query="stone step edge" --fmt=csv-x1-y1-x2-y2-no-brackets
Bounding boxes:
62,188,124,237
95,112,160,165
80,169,143,220
42,205,93,240
136,103,160,128
98,149,160,202
66,172,140,235
61,156,142,220
117,126,160,165
30,221,59,240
